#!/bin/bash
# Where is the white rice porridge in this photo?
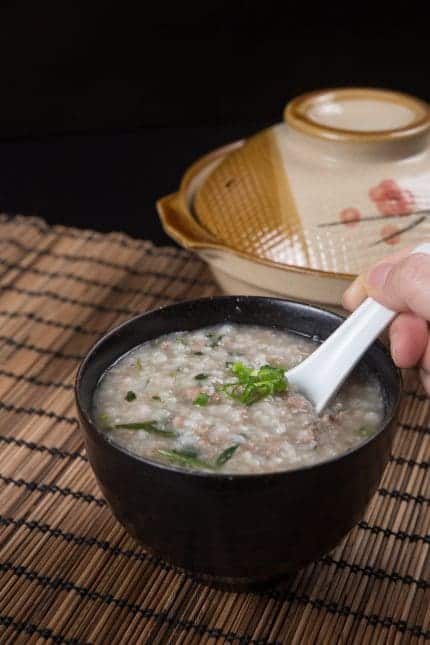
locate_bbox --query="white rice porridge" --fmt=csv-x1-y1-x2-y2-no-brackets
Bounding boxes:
93,324,384,474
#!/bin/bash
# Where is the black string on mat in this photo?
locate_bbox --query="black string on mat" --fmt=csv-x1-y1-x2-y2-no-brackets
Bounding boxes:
0,213,428,644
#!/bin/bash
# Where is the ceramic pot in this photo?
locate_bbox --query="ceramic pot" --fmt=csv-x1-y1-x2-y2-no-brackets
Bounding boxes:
158,88,430,306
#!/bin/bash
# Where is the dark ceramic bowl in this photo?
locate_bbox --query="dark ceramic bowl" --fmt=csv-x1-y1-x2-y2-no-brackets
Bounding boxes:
75,296,401,587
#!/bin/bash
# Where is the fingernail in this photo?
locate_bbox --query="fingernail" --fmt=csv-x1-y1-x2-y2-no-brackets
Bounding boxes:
342,277,367,310
342,282,357,308
390,331,401,366
367,263,393,290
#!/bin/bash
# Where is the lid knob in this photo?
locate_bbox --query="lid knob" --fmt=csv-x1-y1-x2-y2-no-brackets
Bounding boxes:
284,88,430,141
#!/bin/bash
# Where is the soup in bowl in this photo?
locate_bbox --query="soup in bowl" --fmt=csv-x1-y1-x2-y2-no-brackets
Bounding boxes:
75,297,401,587
93,324,384,474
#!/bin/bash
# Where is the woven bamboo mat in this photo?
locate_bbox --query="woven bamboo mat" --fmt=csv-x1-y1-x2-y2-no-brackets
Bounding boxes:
0,213,428,645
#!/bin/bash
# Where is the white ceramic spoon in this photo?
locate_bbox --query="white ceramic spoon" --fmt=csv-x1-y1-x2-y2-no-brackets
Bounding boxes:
287,243,430,414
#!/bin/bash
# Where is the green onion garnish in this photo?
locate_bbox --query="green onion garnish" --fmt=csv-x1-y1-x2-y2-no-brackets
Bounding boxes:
157,444,240,471
206,332,223,348
125,391,136,402
220,362,288,405
114,421,177,437
216,444,239,466
358,425,375,438
98,413,111,429
193,393,210,406
156,449,215,470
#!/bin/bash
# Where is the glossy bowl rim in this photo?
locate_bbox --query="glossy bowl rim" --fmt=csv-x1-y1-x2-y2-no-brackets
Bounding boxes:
75,296,402,481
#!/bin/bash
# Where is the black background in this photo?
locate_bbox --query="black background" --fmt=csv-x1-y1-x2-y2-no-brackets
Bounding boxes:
0,3,428,244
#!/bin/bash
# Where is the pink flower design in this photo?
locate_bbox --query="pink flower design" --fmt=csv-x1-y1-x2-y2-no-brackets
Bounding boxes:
339,207,361,227
369,179,415,216
380,224,401,245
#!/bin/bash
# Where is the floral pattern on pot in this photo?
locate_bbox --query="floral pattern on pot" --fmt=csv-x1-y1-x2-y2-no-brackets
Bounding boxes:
380,224,401,245
369,179,415,216
340,208,362,227
333,178,426,247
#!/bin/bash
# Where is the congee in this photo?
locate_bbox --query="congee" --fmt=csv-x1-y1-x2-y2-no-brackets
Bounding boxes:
93,324,384,474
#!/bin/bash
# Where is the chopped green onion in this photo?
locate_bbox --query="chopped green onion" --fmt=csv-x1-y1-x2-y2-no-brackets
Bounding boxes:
206,332,223,348
193,393,210,406
194,373,209,380
156,449,214,470
176,446,199,458
152,395,161,401
358,425,375,438
216,444,239,466
125,390,136,402
114,421,177,437
221,362,288,405
156,444,240,471
193,351,204,356
98,413,111,429
135,358,143,371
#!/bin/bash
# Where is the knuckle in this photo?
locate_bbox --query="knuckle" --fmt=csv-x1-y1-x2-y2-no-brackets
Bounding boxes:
393,256,430,303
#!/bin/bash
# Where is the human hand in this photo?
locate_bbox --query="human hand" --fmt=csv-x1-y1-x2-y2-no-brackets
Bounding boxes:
342,246,430,394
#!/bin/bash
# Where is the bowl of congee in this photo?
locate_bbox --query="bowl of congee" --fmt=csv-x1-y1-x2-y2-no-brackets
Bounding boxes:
75,296,401,587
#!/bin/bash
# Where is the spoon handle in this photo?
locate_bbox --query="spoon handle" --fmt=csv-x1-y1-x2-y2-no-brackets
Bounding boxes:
307,298,395,414
296,242,430,414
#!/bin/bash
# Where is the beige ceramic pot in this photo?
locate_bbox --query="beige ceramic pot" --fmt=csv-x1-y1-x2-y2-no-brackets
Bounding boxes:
157,88,430,307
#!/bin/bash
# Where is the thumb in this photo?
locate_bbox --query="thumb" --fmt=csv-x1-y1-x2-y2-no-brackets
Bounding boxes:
365,253,430,320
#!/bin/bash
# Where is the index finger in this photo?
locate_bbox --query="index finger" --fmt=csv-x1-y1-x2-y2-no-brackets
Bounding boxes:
342,245,415,311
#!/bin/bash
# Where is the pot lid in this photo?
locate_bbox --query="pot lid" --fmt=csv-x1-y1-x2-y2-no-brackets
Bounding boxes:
193,88,430,276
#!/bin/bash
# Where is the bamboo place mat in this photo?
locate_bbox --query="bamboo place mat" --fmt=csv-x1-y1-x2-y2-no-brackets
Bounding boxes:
0,214,428,645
